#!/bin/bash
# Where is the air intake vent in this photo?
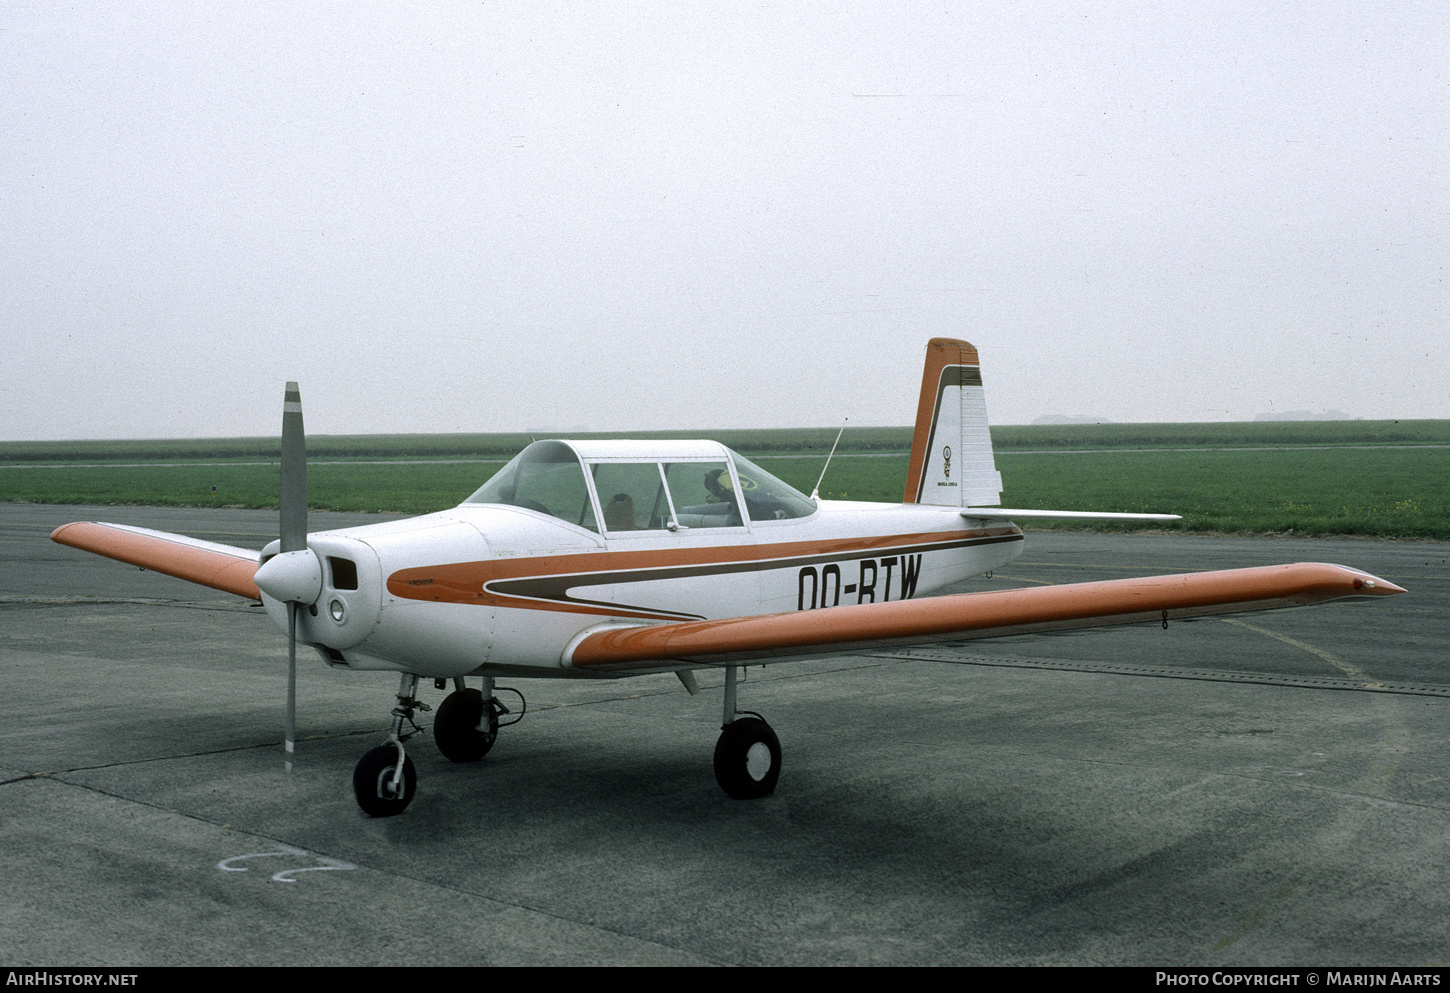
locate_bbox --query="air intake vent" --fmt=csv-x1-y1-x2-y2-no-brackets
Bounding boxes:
328,557,359,590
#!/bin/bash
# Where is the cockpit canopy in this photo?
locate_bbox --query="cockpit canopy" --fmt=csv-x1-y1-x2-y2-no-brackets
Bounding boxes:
462,439,816,534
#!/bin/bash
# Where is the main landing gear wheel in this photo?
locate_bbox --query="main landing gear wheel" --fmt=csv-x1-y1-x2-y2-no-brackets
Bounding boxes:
434,688,498,763
713,716,781,799
353,744,416,817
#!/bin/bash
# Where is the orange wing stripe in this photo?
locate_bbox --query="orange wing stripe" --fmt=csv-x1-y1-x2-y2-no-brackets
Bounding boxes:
51,522,261,601
569,563,1404,669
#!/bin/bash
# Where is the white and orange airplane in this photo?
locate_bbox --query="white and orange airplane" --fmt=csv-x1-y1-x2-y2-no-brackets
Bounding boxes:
51,339,1405,816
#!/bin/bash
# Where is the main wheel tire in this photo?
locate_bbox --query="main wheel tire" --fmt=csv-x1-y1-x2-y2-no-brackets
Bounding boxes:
353,745,417,817
434,688,498,763
713,717,782,799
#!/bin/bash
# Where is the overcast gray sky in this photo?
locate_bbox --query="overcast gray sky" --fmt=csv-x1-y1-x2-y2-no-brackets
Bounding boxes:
3,2,1446,440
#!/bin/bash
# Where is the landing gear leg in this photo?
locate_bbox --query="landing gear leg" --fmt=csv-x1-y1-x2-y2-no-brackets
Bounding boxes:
713,665,781,799
353,674,427,817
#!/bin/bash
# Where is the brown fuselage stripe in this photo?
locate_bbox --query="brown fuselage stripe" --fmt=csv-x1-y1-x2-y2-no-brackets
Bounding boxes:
488,532,1023,618
386,528,1023,620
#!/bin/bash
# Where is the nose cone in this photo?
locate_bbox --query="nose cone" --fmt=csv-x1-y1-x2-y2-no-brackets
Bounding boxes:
255,548,323,604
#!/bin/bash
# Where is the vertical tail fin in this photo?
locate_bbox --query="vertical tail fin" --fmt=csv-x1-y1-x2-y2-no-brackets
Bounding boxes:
903,338,1002,507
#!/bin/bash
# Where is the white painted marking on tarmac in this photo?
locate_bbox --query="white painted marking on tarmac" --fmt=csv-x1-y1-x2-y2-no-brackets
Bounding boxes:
217,845,356,882
271,858,356,883
1218,617,1383,687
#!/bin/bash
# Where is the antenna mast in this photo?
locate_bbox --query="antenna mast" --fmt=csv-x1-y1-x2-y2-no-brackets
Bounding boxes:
810,418,848,502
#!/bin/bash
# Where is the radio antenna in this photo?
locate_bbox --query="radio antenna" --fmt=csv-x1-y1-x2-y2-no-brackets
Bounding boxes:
810,418,848,502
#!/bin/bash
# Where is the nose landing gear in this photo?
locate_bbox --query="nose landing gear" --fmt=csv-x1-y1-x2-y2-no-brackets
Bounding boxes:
352,674,429,817
352,674,521,817
353,742,416,818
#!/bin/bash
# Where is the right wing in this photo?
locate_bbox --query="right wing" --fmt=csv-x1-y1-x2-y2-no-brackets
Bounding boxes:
51,522,261,600
565,563,1403,672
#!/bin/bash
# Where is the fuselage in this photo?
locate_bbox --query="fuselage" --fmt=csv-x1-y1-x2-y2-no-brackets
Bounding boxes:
259,440,1024,678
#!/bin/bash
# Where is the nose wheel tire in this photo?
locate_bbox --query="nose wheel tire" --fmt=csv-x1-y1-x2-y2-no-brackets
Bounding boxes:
714,717,781,799
353,745,417,817
434,688,499,763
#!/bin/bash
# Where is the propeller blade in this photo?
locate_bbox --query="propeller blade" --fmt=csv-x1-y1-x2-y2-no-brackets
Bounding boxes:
286,602,297,774
280,381,307,554
277,381,309,773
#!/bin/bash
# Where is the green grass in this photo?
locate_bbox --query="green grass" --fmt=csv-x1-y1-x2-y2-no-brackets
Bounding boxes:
0,462,496,516
994,447,1450,539
4,423,1449,537
988,419,1450,450
5,420,1447,464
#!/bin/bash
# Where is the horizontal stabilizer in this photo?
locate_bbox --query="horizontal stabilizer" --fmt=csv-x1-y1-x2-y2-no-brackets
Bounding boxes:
565,563,1403,671
51,522,261,600
962,508,1182,522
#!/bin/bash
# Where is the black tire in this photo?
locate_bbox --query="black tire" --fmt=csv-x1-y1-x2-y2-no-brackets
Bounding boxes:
353,745,417,817
713,717,781,799
434,688,498,763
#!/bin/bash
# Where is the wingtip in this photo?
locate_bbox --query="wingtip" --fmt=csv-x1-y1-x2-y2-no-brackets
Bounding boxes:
1359,575,1406,596
50,521,90,545
1330,564,1406,596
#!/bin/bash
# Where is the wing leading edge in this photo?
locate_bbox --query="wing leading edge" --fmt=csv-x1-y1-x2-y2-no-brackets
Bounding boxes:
51,521,261,600
566,563,1404,671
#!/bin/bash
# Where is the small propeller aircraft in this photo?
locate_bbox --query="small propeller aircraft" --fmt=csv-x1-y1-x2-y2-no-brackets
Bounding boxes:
51,339,1405,816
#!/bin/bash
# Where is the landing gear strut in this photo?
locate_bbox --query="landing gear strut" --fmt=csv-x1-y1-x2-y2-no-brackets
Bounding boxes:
352,674,428,817
713,665,781,799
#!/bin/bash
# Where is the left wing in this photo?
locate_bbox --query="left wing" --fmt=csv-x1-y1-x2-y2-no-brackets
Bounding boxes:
566,563,1403,671
51,522,261,600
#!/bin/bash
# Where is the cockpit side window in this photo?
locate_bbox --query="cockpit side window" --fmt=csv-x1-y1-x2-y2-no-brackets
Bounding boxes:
727,450,817,522
667,461,743,528
463,441,598,532
591,462,672,532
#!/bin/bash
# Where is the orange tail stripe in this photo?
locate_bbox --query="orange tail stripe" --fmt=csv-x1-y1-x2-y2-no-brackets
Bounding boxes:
904,337,980,503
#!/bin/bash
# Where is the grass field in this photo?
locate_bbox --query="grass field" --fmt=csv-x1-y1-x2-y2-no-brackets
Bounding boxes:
3,420,1446,463
4,421,1448,538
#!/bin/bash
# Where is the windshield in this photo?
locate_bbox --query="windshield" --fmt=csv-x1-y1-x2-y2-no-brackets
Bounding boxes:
464,441,598,532
725,450,817,522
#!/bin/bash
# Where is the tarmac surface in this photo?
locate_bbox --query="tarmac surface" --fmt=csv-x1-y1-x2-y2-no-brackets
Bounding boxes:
1,503,1447,966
